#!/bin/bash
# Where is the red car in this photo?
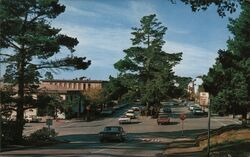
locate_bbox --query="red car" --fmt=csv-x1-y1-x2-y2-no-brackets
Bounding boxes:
157,114,170,125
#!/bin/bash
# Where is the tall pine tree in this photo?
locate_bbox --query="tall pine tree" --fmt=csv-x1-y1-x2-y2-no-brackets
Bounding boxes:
203,1,250,120
0,0,91,142
114,14,182,110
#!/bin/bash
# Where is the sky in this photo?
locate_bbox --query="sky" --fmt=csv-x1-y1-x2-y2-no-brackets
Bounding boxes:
3,0,240,81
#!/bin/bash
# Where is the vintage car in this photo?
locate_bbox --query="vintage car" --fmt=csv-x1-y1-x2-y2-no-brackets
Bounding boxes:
163,107,172,113
118,115,131,124
192,107,205,115
25,115,42,123
99,126,126,142
131,107,140,112
157,114,170,125
125,109,136,119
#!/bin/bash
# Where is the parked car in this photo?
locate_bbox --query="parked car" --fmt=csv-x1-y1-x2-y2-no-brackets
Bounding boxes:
99,126,126,142
157,114,170,125
163,107,172,113
101,108,114,116
131,107,140,112
125,109,136,119
118,115,131,124
192,107,204,115
189,105,197,111
25,115,42,123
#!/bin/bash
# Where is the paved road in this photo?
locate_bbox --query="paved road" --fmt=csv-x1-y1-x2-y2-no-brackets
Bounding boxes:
1,104,240,157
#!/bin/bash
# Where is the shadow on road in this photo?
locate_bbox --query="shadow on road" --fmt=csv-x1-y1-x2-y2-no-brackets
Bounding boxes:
120,121,142,125
170,112,208,119
1,129,208,157
157,122,179,125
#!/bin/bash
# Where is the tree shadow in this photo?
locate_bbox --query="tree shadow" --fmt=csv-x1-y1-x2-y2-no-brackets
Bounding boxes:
1,129,208,157
119,121,142,125
157,122,179,125
170,112,208,119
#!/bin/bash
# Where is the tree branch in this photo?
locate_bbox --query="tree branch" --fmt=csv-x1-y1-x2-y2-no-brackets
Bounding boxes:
2,36,21,50
0,53,14,57
1,107,17,112
24,106,38,111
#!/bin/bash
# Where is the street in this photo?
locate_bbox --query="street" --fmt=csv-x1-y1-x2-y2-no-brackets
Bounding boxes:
0,104,241,157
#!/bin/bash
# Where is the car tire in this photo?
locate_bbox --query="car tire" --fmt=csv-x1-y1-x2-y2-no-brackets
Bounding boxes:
120,138,125,142
158,122,160,125
100,139,104,143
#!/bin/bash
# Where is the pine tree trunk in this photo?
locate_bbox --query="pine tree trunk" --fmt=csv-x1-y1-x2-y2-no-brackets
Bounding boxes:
78,96,81,118
14,60,25,143
242,110,247,125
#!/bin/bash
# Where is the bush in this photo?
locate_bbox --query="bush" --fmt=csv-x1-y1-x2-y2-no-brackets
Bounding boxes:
29,127,58,141
1,120,16,148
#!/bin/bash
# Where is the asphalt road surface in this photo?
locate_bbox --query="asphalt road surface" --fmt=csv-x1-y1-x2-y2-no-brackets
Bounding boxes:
1,104,241,157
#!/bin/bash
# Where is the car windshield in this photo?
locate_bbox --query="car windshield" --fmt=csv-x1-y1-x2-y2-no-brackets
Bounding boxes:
194,107,201,110
159,115,168,118
104,127,121,132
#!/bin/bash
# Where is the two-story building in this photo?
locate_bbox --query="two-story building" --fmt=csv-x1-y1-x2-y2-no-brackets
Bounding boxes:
39,79,107,119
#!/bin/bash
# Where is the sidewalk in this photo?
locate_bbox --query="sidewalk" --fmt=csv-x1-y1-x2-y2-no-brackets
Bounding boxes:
163,137,206,157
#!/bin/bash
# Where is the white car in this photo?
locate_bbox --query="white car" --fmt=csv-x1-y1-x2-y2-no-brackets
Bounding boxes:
118,116,131,124
192,107,204,115
131,107,140,112
189,105,197,111
125,110,136,119
25,115,42,123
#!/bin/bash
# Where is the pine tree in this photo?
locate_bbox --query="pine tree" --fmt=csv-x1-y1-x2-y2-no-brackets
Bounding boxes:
203,2,250,120
114,14,182,111
0,0,91,142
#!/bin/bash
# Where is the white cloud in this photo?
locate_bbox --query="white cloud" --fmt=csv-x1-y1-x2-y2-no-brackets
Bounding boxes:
52,1,220,80
65,5,98,17
128,1,157,24
53,20,217,79
163,41,217,78
168,27,190,35
53,22,131,67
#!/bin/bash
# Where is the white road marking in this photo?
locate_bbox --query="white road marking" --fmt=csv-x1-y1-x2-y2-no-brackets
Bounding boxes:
212,119,227,126
92,143,123,154
212,117,241,126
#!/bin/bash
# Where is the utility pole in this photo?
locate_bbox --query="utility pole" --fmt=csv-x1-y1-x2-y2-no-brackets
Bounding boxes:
0,55,1,153
207,99,211,157
200,92,210,157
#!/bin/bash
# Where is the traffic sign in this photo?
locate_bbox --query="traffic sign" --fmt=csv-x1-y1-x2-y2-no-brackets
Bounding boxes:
199,92,209,106
180,114,186,120
180,113,186,136
46,119,53,126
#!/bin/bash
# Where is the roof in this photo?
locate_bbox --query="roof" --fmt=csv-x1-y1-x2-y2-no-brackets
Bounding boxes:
38,84,80,94
41,79,108,83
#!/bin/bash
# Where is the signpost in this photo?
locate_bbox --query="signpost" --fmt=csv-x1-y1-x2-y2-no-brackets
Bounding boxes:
199,92,209,107
199,92,210,157
46,119,53,135
208,98,211,157
179,114,186,136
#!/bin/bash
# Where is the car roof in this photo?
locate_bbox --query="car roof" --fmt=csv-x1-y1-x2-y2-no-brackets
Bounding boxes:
105,126,122,128
158,113,169,115
120,115,128,117
193,107,201,109
158,114,169,117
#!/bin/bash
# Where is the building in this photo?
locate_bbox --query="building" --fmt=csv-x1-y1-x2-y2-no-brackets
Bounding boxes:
1,79,107,120
187,78,203,101
39,79,107,119
40,79,106,92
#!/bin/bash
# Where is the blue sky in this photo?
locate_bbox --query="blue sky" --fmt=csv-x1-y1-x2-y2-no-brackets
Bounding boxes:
50,0,239,80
